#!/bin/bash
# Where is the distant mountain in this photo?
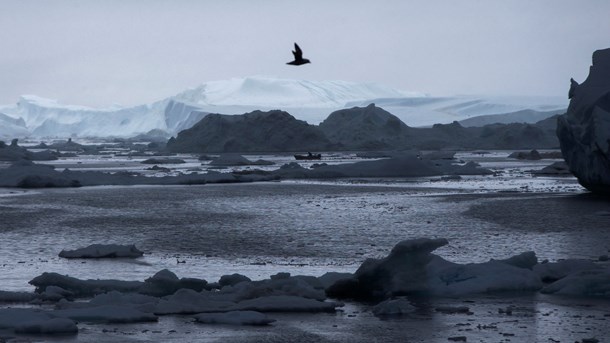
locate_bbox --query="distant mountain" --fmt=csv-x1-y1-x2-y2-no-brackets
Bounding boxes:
166,110,333,153
0,76,567,139
347,96,567,127
168,106,560,153
458,109,565,127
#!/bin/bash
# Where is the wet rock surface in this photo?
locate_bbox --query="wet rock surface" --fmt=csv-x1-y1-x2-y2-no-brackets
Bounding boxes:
557,48,610,194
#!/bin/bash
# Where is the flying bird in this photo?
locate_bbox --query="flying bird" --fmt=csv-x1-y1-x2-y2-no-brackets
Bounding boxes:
286,43,311,66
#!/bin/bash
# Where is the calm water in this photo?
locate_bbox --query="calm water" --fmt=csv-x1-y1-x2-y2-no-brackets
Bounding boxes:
2,154,610,342
1,181,608,292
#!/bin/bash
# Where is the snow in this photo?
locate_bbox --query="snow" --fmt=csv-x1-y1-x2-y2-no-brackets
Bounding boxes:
58,244,144,259
0,76,567,139
173,76,416,109
194,311,276,326
348,95,567,127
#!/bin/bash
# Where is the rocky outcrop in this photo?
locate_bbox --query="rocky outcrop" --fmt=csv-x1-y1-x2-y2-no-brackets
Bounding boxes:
167,110,333,153
318,104,412,150
0,139,59,161
557,48,610,194
165,105,561,153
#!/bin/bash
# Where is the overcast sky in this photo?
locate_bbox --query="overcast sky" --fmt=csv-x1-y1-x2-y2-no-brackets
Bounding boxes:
1,0,609,107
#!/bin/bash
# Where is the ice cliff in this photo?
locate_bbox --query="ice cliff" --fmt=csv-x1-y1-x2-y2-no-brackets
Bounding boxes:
0,77,567,139
557,48,610,194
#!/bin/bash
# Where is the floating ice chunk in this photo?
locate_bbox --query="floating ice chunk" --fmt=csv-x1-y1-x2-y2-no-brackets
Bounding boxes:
533,259,601,282
0,160,81,188
421,151,456,160
141,158,186,164
532,161,572,176
275,154,492,180
541,269,610,297
58,244,144,259
139,269,208,297
327,238,449,299
139,269,179,296
232,295,342,313
0,308,77,334
220,275,326,302
194,311,276,326
0,290,37,303
372,298,416,316
210,154,271,166
317,272,353,290
492,251,538,270
39,285,74,302
15,317,78,334
29,272,143,297
219,273,252,287
53,305,158,323
435,306,472,314
88,291,159,313
426,256,543,296
327,238,542,299
154,289,235,315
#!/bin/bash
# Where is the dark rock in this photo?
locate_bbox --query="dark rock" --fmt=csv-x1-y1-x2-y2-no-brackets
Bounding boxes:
219,273,252,287
557,48,610,194
167,110,333,153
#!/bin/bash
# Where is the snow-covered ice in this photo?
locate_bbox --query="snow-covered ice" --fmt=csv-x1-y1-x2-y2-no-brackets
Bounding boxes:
0,76,567,139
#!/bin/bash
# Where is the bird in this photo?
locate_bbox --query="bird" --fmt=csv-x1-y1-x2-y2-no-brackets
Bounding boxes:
286,43,311,66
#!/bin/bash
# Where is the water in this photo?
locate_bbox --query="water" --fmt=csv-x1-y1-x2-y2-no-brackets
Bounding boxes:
1,152,610,342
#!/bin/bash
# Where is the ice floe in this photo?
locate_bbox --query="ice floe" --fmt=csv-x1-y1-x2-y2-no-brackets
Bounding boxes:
0,308,77,334
59,244,144,259
1,237,609,339
371,298,416,316
194,310,276,326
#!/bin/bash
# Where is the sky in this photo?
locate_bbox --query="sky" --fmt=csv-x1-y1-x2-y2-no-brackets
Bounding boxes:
0,0,609,108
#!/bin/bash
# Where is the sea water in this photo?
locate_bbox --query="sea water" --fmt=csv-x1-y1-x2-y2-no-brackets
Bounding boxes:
1,152,610,342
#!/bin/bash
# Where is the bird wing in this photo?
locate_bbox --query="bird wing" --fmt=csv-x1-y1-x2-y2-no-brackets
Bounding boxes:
293,43,303,59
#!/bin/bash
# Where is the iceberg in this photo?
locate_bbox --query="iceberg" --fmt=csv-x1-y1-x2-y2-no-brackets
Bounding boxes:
0,76,567,139
557,48,610,194
58,244,144,259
